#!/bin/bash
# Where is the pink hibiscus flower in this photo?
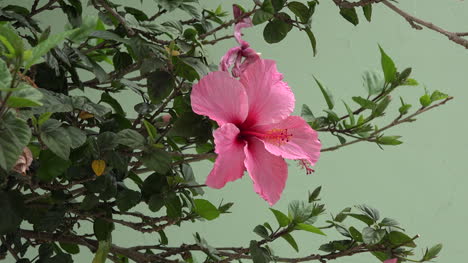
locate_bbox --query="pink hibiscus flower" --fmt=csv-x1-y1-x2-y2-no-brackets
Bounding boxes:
219,5,260,77
191,58,321,205
384,259,398,263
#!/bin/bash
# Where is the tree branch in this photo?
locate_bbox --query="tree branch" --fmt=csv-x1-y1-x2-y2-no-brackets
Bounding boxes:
382,0,468,48
333,0,383,8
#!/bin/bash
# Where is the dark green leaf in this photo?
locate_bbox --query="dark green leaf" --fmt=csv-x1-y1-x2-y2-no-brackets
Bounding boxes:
93,218,114,241
100,92,125,116
37,150,71,182
113,52,133,71
59,242,80,254
147,70,175,104
362,4,372,22
347,213,374,226
249,240,270,263
263,17,292,44
308,186,321,203
352,96,375,109
0,190,25,234
269,208,290,227
117,129,145,149
334,207,351,222
116,189,141,212
253,225,270,239
140,148,172,174
356,204,380,221
281,233,299,252
339,7,359,26
0,113,31,171
288,2,309,23
40,119,72,160
6,84,43,108
349,226,363,242
304,27,317,56
424,244,443,260
314,77,334,109
362,227,385,245
372,95,391,117
388,231,416,247
65,126,86,149
272,0,286,12
252,10,273,25
288,200,313,223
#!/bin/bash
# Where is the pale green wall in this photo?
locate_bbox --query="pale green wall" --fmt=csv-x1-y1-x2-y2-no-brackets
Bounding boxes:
3,0,468,262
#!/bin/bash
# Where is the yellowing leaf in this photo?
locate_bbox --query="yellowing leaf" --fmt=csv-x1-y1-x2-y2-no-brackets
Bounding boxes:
164,46,180,56
92,160,106,176
79,111,94,119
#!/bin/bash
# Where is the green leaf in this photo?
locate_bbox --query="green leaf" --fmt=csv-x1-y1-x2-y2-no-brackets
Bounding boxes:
314,77,334,109
194,199,220,220
80,194,99,210
288,200,313,223
60,242,80,254
362,71,385,96
356,204,380,221
295,223,326,235
424,244,443,260
24,29,78,69
0,113,31,171
179,57,209,80
288,2,309,23
372,95,391,117
6,83,43,107
334,207,352,222
339,7,359,26
113,51,133,72
0,59,12,90
253,225,270,239
37,150,71,182
156,0,184,12
117,129,145,149
419,93,431,107
281,233,299,252
249,240,271,263
65,126,86,149
376,135,403,145
379,46,397,83
362,227,385,245
272,0,286,12
92,239,111,263
380,217,399,227
388,231,416,247
93,218,114,241
263,17,292,44
140,148,171,174
308,186,322,203
252,10,273,25
301,104,315,122
40,119,72,160
399,98,412,115
270,208,290,227
116,189,141,212
89,30,130,44
352,96,375,109
0,190,25,234
349,226,363,242
362,4,372,22
147,70,175,104
0,23,24,57
143,120,158,140
346,213,374,226
304,27,317,56
343,101,355,125
100,92,125,116
430,90,449,102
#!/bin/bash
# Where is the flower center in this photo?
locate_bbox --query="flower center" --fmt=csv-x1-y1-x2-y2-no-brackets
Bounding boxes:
241,128,292,145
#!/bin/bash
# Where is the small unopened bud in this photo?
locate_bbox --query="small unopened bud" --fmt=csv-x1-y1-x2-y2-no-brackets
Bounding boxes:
162,114,172,123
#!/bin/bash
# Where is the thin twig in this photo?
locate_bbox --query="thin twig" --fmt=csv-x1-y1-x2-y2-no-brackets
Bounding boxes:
96,0,135,36
322,96,453,152
382,0,468,48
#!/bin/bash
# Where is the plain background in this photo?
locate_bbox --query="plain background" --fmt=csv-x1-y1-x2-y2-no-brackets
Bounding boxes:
3,0,468,262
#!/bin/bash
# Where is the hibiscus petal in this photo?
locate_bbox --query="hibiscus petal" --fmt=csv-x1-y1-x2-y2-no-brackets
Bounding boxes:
240,59,295,127
220,46,242,73
191,71,248,125
244,138,288,206
206,124,246,188
258,116,321,166
383,259,398,263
